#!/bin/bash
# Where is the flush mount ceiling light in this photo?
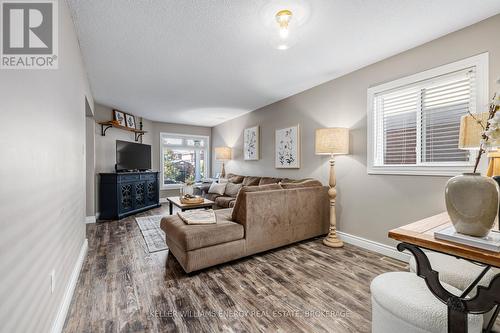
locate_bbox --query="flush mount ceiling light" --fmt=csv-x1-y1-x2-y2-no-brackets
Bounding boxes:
260,0,310,50
274,9,294,50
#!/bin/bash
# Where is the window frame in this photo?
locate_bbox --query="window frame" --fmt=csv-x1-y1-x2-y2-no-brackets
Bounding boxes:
367,53,489,176
160,132,210,190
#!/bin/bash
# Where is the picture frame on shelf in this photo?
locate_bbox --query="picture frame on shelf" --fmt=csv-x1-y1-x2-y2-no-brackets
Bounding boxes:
125,114,136,129
275,124,300,169
244,125,260,160
113,110,126,127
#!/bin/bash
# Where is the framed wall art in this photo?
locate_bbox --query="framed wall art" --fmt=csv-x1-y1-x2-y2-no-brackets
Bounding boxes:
275,125,300,168
244,126,259,160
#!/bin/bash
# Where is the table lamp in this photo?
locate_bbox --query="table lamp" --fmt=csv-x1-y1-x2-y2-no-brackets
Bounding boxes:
215,146,231,178
458,112,500,176
315,128,349,248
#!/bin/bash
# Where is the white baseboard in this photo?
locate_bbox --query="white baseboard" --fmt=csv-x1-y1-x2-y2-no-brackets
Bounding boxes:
85,216,96,224
50,238,88,333
337,231,411,263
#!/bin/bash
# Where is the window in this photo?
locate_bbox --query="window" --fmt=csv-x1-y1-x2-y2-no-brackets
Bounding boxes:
160,133,209,188
367,53,488,176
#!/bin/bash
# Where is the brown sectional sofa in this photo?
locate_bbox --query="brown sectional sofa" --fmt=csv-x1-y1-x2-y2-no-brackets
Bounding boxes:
160,176,329,273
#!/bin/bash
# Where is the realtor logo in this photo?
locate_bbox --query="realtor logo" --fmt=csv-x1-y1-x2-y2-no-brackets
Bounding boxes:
1,0,58,69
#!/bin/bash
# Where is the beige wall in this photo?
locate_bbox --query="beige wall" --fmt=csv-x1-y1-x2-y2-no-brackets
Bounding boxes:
0,1,94,332
93,104,212,209
212,14,500,246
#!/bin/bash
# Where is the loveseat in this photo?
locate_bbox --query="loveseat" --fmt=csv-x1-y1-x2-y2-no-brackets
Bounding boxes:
161,178,329,273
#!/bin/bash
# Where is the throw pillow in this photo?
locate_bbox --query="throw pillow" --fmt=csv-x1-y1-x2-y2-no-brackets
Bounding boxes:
208,182,227,195
231,183,282,222
224,182,242,198
227,173,244,184
242,176,261,186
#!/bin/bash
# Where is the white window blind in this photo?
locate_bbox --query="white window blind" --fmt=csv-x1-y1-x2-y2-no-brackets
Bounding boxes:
374,69,475,167
368,53,488,176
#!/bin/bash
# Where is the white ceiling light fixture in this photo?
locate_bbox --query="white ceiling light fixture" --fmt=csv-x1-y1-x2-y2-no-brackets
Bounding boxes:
260,0,310,50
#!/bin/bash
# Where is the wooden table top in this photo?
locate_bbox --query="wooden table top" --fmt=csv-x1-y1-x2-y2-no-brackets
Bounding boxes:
166,196,214,208
389,212,500,267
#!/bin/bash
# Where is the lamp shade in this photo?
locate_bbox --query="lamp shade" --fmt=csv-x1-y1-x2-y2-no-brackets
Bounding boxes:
458,112,489,150
215,146,231,160
315,128,349,155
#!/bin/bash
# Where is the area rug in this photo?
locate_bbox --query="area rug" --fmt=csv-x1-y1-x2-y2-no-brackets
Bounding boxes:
135,215,168,253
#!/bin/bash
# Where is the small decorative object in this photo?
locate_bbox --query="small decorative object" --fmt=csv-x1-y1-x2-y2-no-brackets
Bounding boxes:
315,128,350,248
447,90,500,237
275,125,300,168
180,195,204,205
180,176,195,197
215,147,231,178
244,126,259,160
125,114,136,129
113,110,126,127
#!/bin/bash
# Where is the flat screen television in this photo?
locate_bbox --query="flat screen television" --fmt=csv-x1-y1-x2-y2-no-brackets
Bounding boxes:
116,140,151,172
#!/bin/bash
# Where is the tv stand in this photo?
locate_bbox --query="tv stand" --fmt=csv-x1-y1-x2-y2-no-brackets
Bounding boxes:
99,171,160,220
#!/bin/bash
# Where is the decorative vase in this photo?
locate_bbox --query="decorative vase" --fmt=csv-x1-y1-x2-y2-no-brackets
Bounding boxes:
181,184,194,197
445,173,499,237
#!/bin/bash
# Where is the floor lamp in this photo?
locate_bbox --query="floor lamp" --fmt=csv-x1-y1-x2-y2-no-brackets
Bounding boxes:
215,147,231,178
315,128,349,248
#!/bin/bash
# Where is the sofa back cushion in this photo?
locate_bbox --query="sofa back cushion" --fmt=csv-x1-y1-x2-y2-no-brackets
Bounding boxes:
258,177,282,185
224,182,242,198
208,182,227,195
227,173,244,184
242,176,261,186
280,179,323,189
231,184,282,222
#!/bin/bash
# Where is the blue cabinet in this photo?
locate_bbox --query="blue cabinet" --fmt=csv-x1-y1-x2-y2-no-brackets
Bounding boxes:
99,172,160,220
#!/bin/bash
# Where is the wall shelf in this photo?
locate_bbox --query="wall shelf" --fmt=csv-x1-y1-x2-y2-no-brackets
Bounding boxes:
98,121,147,142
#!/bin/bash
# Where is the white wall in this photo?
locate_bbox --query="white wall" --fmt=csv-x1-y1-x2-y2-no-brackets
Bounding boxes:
85,99,95,217
212,14,500,246
0,1,94,332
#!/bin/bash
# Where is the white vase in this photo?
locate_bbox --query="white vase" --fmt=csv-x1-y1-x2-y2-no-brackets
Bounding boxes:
181,185,194,196
445,173,499,237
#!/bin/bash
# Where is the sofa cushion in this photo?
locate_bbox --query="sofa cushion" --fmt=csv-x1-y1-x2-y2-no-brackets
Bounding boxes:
258,177,282,185
215,196,236,208
160,209,244,251
208,182,226,195
231,184,282,222
281,179,323,189
227,173,244,184
242,176,261,186
224,182,242,198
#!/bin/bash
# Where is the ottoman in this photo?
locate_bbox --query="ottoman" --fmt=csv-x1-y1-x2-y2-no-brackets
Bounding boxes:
371,272,483,333
160,209,245,273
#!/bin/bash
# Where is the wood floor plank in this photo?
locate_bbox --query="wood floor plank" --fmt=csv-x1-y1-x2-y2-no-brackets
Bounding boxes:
63,205,412,333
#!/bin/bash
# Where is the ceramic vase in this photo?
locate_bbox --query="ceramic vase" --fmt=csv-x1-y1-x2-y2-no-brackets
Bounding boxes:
445,173,499,237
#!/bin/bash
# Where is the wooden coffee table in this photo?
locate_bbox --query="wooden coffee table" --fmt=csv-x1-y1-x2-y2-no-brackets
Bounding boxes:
166,196,215,215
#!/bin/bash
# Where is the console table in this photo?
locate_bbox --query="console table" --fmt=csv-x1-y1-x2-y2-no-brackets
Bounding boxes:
99,171,160,220
389,213,500,333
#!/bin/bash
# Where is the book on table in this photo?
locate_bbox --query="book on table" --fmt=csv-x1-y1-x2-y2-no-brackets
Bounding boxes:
434,226,500,252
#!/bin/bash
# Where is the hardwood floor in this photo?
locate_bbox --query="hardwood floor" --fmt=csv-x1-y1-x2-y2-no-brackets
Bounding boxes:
63,205,405,333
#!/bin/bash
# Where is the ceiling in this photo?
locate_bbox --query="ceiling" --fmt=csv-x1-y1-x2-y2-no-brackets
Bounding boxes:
67,0,500,127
